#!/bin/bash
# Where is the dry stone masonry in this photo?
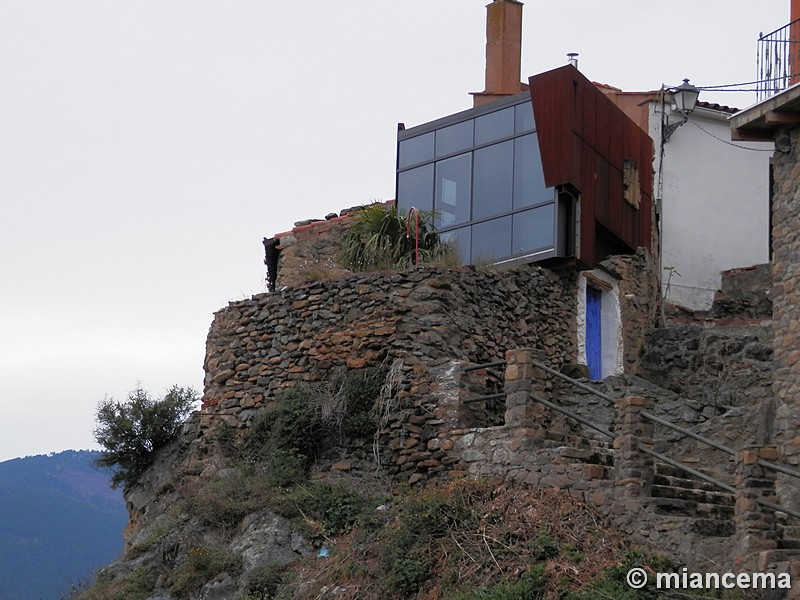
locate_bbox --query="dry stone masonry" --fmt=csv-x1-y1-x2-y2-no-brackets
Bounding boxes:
770,127,800,517
200,264,580,476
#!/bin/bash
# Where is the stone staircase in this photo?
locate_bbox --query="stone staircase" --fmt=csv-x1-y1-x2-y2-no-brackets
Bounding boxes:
648,462,735,537
778,524,800,551
549,437,739,538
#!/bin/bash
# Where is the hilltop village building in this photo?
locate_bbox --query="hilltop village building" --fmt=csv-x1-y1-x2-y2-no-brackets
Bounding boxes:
200,0,800,579
265,0,773,381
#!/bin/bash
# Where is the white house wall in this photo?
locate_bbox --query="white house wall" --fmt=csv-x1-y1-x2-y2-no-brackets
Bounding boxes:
650,104,772,311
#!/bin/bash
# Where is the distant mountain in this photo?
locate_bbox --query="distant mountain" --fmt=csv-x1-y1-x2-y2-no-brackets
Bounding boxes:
0,450,127,600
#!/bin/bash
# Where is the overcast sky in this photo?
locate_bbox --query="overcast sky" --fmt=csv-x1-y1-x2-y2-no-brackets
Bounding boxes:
0,1,788,462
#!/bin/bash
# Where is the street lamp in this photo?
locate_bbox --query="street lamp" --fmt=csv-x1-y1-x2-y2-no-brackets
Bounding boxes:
663,79,700,142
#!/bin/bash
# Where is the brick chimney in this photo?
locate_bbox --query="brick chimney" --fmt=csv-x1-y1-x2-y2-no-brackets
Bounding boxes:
471,0,526,107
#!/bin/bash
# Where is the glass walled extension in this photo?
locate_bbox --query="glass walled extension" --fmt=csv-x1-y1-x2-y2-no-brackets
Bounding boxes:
396,93,562,266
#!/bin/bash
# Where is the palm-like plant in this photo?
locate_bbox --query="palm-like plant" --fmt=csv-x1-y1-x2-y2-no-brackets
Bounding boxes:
338,203,453,272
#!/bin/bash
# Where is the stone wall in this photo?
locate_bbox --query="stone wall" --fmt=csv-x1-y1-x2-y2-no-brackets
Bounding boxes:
772,128,800,468
600,249,661,374
639,323,773,412
201,264,580,479
264,211,354,291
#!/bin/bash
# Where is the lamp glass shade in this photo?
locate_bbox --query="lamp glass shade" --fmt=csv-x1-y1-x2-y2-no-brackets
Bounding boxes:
673,79,699,114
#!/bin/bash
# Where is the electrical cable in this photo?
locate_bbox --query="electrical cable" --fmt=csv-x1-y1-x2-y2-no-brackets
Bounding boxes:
688,119,775,152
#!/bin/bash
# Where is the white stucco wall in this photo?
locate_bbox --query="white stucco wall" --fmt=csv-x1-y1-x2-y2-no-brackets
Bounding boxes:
650,103,773,311
577,271,623,379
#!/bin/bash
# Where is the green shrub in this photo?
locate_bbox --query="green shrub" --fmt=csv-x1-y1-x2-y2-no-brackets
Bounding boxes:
126,521,171,559
565,550,675,600
187,471,269,530
264,447,307,488
94,385,197,489
338,203,454,272
245,563,287,599
242,367,385,471
447,565,547,600
385,554,432,598
70,566,156,600
381,487,477,597
169,547,242,597
304,482,374,538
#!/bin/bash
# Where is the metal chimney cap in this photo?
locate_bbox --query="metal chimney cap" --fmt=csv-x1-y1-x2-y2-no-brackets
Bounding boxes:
567,53,579,68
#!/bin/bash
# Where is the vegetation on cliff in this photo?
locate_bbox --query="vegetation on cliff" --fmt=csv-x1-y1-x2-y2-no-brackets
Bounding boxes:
73,367,759,599
94,385,197,489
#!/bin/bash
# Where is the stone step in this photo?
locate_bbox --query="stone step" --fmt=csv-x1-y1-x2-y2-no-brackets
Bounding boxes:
651,484,734,507
653,473,729,493
554,446,614,466
691,518,735,537
778,538,800,550
654,462,724,480
647,497,734,520
779,525,800,540
757,548,800,569
653,475,732,497
563,435,613,453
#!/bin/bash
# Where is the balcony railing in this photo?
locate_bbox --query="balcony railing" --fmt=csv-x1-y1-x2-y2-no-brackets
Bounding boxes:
757,18,800,101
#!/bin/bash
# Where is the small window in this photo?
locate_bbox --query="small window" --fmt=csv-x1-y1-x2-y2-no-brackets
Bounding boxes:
513,134,550,209
435,154,472,227
398,132,434,168
475,107,515,145
435,120,474,158
473,141,514,220
515,101,535,133
512,204,555,255
472,216,512,263
440,226,472,265
397,164,434,213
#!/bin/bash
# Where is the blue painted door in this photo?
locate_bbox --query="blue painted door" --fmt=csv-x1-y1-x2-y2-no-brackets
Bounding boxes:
586,286,602,381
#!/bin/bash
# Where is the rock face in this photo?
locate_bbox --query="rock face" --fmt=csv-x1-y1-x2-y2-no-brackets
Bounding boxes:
93,416,314,600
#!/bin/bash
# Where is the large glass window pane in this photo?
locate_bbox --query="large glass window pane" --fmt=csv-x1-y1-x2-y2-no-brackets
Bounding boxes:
472,216,512,263
512,204,555,255
435,154,472,227
435,120,474,158
397,163,434,213
515,101,535,133
473,141,513,220
514,134,552,208
398,132,434,168
475,107,515,145
439,226,471,266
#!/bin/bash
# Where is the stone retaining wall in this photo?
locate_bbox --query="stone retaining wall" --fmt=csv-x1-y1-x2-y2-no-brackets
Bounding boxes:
201,264,579,479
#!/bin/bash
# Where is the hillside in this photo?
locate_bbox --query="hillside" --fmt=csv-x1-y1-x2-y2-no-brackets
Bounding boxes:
74,260,798,598
0,450,127,600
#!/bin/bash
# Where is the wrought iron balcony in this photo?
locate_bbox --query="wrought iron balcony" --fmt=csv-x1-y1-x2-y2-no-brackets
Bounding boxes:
757,19,800,101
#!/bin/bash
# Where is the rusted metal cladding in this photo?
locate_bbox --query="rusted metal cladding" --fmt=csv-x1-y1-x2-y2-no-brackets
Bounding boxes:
529,66,653,268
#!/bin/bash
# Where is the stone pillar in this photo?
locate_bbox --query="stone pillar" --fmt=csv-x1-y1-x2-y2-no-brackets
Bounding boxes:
504,348,535,428
613,395,654,506
770,127,800,511
430,360,467,430
734,445,779,570
504,348,552,431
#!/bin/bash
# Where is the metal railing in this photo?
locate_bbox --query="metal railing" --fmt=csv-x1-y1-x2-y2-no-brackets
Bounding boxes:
757,18,800,101
463,357,800,520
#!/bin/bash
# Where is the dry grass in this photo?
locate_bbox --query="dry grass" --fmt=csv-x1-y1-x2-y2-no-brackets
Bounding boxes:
277,479,633,600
